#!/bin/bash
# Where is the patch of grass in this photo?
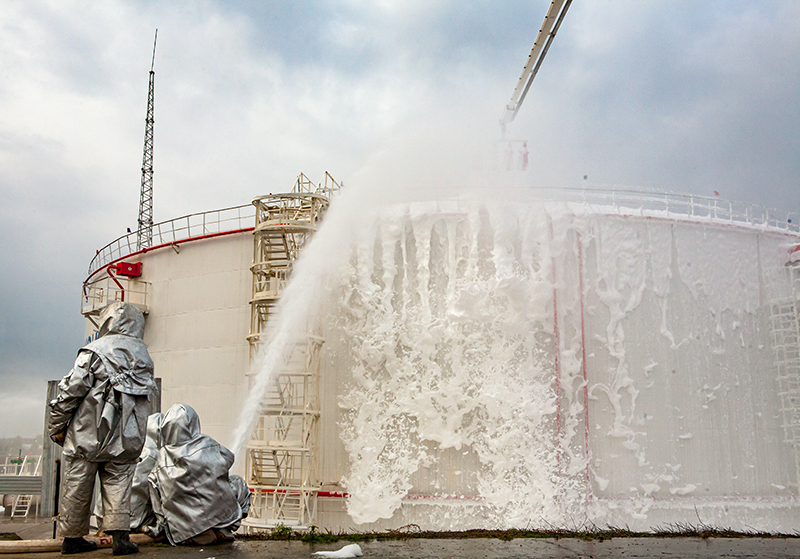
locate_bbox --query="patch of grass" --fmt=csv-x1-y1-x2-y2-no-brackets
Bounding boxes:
0,533,22,541
272,523,293,540
649,522,780,539
300,526,340,544
240,523,800,543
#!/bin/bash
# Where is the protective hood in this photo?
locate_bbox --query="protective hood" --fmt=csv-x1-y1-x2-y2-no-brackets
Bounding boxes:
84,302,156,397
160,404,201,447
98,301,145,339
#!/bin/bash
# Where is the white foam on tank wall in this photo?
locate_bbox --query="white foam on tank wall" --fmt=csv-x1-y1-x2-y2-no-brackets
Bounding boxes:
232,174,800,530
546,207,587,483
334,202,575,526
674,226,760,322
324,202,799,530
586,217,648,467
646,222,681,347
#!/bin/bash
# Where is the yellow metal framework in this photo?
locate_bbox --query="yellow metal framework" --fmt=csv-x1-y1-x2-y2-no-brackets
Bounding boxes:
244,173,338,530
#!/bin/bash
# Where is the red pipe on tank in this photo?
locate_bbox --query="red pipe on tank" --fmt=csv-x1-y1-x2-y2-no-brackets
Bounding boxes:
577,232,592,500
106,264,125,302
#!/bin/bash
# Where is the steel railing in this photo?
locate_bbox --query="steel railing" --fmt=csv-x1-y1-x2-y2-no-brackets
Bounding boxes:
405,186,800,236
535,187,800,234
88,188,799,278
87,204,255,277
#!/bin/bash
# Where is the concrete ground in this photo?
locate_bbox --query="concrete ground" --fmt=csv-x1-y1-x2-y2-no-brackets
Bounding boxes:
0,514,55,540
3,517,800,558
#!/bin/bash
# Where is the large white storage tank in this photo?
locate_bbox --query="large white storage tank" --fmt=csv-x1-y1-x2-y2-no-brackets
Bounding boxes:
82,204,255,448
81,184,800,533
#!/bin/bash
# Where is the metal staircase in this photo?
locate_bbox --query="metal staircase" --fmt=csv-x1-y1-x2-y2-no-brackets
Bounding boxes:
243,173,338,530
11,494,33,518
11,454,42,518
245,338,323,527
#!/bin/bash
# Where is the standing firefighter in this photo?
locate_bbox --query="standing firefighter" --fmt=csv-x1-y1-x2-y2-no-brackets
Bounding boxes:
49,302,158,555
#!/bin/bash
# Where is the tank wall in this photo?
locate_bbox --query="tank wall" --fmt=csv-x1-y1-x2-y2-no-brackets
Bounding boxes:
313,202,800,531
138,232,253,451
577,219,792,512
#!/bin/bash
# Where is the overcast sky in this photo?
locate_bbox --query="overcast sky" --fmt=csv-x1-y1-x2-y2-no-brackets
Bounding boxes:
1,0,798,438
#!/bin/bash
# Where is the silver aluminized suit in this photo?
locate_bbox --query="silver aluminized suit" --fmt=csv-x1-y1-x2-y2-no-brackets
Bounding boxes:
148,403,242,545
49,302,157,537
130,413,162,531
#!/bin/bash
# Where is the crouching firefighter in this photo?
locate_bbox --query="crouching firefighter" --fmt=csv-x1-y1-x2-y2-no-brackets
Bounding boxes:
49,302,158,555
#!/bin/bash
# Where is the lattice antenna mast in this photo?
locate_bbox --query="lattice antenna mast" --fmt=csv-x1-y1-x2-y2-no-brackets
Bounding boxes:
137,29,157,249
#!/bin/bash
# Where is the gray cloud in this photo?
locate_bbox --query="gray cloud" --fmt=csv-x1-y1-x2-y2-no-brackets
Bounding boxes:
518,1,800,209
0,0,798,436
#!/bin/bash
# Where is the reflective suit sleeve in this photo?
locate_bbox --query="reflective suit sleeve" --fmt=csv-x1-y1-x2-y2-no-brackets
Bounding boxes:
48,351,96,442
220,445,235,471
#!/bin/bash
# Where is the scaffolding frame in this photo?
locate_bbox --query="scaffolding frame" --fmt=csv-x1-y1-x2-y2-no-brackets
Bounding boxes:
770,260,800,491
243,173,338,530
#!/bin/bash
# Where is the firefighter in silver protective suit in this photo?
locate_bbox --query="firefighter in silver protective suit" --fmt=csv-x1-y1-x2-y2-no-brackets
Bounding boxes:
49,302,158,555
148,403,248,545
129,412,163,533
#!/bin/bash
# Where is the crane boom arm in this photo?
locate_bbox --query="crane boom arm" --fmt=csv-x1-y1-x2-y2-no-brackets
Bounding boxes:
500,0,572,128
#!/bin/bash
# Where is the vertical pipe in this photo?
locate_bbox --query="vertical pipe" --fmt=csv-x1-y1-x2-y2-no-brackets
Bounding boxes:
106,265,125,302
577,231,592,499
40,381,62,519
52,459,60,539
549,219,563,476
